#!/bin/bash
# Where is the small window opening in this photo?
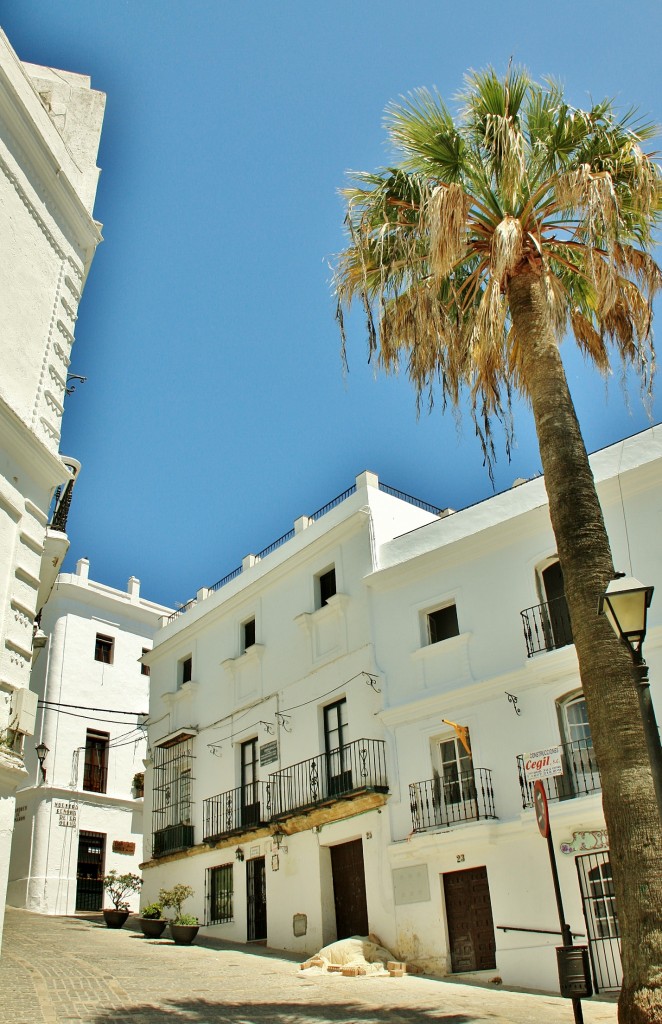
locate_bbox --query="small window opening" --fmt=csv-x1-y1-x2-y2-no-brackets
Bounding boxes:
243,619,256,651
95,634,114,664
317,567,336,608
427,604,460,645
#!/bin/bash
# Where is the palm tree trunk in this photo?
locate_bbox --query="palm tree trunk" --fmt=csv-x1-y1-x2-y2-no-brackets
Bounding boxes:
508,269,662,1024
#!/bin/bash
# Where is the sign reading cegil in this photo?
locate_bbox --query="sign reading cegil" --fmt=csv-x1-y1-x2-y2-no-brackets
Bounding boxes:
522,746,563,782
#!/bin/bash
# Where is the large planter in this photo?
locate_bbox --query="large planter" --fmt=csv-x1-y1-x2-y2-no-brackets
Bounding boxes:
103,909,130,929
169,922,199,945
139,917,167,939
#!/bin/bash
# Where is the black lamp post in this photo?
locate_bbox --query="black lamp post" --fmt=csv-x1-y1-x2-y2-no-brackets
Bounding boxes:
35,741,49,782
599,574,662,819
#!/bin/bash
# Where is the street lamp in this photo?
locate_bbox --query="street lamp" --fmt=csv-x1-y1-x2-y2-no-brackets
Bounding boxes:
599,574,662,819
35,742,49,782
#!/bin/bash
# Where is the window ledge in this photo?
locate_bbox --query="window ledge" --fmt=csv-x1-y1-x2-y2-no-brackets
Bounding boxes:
295,593,350,631
162,680,199,705
222,643,265,673
411,632,471,662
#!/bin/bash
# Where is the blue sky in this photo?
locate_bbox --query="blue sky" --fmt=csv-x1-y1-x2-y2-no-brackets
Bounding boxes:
2,1,661,608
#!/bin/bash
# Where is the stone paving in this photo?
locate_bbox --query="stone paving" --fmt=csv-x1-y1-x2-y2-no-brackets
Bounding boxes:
0,907,619,1024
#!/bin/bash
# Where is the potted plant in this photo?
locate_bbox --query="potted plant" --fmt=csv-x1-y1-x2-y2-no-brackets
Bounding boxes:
138,901,167,938
102,870,142,928
132,771,145,798
159,883,199,944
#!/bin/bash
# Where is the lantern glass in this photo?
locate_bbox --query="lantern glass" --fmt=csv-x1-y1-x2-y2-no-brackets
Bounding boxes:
601,576,654,657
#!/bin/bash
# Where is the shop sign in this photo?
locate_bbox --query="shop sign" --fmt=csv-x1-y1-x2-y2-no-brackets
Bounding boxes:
112,840,136,855
522,746,563,782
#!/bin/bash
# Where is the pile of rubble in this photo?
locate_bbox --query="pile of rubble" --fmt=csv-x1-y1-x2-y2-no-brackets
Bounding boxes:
299,935,419,978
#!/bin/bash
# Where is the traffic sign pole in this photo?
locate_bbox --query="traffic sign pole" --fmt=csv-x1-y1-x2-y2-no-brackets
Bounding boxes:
532,782,584,1024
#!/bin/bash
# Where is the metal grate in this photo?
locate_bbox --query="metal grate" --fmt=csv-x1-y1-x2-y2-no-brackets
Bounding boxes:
576,852,622,993
203,782,272,841
269,738,387,818
152,737,195,857
520,596,573,657
409,768,497,832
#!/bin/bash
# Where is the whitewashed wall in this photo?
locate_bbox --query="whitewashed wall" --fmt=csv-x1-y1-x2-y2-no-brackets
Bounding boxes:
0,30,105,949
7,561,170,915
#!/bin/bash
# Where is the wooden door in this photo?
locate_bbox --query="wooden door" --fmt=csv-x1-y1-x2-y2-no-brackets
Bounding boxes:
443,866,496,972
246,856,266,941
330,839,369,938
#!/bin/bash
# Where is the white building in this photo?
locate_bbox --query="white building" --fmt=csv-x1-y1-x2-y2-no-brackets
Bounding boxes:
0,30,105,946
141,473,439,949
7,560,171,915
141,428,661,996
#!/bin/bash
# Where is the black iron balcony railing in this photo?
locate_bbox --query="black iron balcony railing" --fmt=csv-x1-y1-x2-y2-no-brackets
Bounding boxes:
152,823,195,858
409,768,497,832
521,596,573,657
82,762,108,794
270,738,387,818
517,738,601,808
203,782,271,841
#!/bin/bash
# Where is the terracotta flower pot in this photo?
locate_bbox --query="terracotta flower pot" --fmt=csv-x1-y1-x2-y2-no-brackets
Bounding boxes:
139,917,167,938
103,909,130,929
169,923,199,945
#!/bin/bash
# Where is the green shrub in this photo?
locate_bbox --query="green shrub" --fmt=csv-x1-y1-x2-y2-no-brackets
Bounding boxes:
140,902,162,920
159,883,195,923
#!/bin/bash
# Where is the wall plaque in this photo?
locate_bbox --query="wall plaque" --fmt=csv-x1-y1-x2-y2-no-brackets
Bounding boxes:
260,740,278,766
112,840,136,855
55,801,77,828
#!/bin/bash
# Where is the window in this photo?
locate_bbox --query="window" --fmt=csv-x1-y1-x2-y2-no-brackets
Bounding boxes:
588,860,619,939
83,730,109,793
558,693,600,797
208,864,234,924
241,738,260,826
94,634,114,664
324,698,351,796
436,732,475,806
427,604,460,645
242,618,256,651
178,655,193,687
317,567,336,608
141,649,150,676
538,559,573,650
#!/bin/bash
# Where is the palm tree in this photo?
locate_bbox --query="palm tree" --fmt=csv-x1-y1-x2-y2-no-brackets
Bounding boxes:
334,69,662,1024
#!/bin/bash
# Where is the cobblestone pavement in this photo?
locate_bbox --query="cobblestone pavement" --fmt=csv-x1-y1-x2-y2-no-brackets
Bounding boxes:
0,907,618,1024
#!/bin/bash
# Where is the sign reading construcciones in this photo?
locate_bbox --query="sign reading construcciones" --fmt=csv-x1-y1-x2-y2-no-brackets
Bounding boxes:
522,746,563,782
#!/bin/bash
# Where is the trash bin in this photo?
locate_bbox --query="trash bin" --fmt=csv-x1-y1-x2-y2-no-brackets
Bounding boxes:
556,945,593,999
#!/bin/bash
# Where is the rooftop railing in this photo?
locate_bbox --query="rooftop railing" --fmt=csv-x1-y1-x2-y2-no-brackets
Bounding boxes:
167,479,443,624
409,768,497,832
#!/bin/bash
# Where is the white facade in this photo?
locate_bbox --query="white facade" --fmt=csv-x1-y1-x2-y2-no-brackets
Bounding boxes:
141,429,661,995
0,30,105,946
7,560,171,915
141,472,438,950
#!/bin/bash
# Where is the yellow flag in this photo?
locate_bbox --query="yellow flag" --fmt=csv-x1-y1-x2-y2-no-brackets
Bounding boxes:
442,719,472,758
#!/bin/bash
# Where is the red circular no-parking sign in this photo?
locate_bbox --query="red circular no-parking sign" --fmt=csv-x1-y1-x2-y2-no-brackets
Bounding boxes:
533,780,550,838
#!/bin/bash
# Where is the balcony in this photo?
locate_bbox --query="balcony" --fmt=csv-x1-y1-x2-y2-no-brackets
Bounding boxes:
269,738,388,819
409,768,497,832
520,596,573,657
517,739,601,808
152,823,195,858
203,782,271,841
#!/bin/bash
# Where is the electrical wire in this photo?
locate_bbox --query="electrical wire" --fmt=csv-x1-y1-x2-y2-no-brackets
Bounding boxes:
39,699,147,715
